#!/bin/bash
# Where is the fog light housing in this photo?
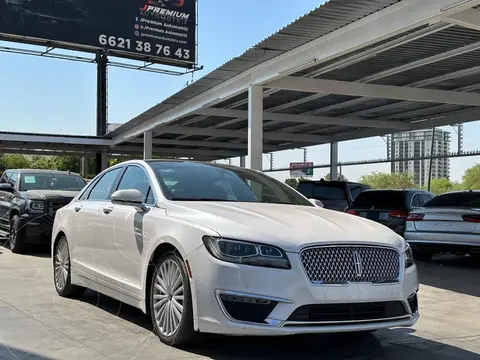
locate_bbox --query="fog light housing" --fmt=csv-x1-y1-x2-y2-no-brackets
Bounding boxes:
217,293,278,324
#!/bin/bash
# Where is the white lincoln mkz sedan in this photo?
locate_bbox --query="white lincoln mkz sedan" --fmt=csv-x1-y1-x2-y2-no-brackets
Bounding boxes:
52,160,419,346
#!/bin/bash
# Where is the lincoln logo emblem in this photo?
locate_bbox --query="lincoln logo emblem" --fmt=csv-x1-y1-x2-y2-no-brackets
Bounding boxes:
352,251,363,277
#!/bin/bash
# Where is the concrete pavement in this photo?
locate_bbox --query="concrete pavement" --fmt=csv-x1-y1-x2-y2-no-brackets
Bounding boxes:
0,245,479,360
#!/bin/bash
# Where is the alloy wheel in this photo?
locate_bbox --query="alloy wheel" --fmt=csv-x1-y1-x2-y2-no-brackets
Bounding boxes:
153,259,185,337
9,220,17,250
54,241,70,291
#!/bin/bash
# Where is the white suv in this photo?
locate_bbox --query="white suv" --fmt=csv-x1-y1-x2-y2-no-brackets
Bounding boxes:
52,160,419,346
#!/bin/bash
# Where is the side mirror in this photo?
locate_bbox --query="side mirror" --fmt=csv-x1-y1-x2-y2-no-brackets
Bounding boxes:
0,183,14,193
111,189,147,212
309,198,324,208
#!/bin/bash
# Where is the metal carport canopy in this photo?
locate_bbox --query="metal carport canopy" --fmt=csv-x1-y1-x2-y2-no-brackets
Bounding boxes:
106,0,480,169
5,0,480,170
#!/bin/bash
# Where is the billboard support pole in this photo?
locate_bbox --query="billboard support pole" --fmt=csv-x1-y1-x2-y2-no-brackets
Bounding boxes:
95,50,108,174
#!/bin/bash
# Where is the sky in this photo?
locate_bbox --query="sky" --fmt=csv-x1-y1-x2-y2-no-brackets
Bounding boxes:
1,0,480,183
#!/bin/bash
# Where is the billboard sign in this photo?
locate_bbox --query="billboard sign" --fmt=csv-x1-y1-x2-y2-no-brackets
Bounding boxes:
290,162,314,178
0,0,197,68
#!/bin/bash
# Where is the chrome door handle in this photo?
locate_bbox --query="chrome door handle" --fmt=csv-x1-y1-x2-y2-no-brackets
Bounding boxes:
103,207,114,215
74,206,83,212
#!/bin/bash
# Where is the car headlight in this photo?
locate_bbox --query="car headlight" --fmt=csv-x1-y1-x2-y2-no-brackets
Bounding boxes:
405,242,414,268
28,200,45,212
202,236,291,270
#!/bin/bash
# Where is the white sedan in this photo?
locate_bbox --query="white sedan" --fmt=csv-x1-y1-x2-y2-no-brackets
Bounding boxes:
51,160,419,346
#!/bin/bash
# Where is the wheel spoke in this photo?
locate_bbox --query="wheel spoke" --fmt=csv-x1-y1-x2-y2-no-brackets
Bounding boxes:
172,298,183,312
154,298,168,310
155,275,168,293
153,259,184,337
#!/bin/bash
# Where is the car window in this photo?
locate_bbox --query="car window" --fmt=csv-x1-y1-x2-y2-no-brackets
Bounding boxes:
352,191,405,209
297,183,346,200
9,172,18,185
411,194,422,208
424,192,480,208
349,184,363,200
117,166,155,205
88,168,123,201
420,194,434,204
150,162,312,206
19,173,86,191
0,171,12,183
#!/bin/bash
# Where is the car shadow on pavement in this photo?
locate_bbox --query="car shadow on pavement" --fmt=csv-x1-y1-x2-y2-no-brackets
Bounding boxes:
185,329,480,360
416,255,480,297
0,345,55,360
78,289,153,331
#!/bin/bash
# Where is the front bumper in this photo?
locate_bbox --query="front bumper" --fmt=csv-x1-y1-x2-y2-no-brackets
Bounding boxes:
20,213,55,243
188,245,419,336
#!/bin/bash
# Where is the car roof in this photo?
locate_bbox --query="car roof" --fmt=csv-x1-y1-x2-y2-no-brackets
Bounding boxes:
6,169,82,176
298,180,366,186
360,188,430,193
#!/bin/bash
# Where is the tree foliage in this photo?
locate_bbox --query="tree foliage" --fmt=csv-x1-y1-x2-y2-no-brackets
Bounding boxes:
359,172,415,189
324,173,348,181
462,164,480,190
285,178,300,189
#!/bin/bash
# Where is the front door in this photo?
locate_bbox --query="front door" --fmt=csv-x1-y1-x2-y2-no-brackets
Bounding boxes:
95,165,156,299
69,167,124,280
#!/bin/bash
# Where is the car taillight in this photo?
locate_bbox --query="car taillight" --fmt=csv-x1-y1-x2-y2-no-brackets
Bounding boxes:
462,215,480,223
407,213,425,221
346,209,357,215
389,211,409,218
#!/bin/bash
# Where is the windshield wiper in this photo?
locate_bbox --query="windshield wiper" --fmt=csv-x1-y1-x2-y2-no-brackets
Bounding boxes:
171,197,238,202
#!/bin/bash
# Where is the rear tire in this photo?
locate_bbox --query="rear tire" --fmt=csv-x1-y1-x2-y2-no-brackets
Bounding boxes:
54,236,86,297
150,251,195,347
9,215,25,254
413,249,433,262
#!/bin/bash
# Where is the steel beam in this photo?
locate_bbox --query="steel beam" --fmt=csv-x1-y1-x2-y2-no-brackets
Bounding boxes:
330,142,339,181
194,108,410,130
126,137,278,150
0,133,111,146
443,8,480,31
266,77,480,106
144,130,153,159
154,126,330,143
248,86,263,170
333,109,480,142
117,145,241,158
112,0,477,145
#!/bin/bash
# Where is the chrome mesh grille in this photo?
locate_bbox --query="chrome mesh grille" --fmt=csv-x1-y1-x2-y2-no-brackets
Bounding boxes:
300,246,400,285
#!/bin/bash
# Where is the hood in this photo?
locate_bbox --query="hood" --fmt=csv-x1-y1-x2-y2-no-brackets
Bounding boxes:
24,190,79,201
166,202,405,253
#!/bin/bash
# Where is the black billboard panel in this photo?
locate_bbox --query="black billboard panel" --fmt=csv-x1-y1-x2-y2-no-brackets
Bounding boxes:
0,0,197,68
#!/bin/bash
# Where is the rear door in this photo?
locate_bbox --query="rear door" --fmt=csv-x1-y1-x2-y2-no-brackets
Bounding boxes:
350,191,408,234
411,192,480,234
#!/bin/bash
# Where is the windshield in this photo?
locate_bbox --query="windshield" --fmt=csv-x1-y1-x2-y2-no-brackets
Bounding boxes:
352,191,405,209
424,192,480,208
150,162,313,206
297,183,346,200
19,173,86,191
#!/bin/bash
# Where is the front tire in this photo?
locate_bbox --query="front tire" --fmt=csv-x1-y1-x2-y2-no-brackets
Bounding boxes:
9,215,25,254
150,252,195,347
54,236,86,297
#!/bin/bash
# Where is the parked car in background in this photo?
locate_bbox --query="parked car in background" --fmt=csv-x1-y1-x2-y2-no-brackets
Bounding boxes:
297,179,370,211
0,169,86,253
405,190,480,261
52,160,418,346
345,189,435,236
